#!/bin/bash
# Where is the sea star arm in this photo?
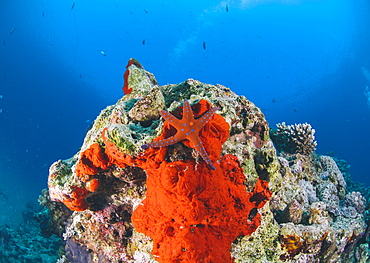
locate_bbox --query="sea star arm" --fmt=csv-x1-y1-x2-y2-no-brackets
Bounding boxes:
197,106,219,125
190,136,216,170
159,110,182,126
181,100,195,123
141,135,183,150
141,109,184,150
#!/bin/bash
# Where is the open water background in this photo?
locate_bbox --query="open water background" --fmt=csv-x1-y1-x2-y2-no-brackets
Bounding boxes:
0,0,370,226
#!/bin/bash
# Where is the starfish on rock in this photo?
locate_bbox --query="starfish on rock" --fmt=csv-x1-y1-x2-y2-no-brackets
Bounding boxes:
141,100,219,170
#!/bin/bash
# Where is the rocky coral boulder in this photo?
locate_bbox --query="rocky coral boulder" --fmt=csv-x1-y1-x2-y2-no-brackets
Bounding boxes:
46,59,369,263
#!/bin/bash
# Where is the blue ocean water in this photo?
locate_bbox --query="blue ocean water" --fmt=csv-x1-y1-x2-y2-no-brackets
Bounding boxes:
0,0,369,229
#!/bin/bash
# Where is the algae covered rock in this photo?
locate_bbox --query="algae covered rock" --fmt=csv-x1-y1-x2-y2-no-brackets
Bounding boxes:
45,59,369,263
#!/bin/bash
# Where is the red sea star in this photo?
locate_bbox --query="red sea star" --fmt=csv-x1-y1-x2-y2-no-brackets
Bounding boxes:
141,100,219,170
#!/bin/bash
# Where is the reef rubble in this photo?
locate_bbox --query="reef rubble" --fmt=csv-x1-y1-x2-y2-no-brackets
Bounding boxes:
44,59,370,263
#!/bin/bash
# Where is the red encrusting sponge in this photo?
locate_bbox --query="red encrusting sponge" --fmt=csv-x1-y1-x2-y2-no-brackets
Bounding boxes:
69,99,272,263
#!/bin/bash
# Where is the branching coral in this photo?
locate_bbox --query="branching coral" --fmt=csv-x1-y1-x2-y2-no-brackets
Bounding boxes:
271,122,317,155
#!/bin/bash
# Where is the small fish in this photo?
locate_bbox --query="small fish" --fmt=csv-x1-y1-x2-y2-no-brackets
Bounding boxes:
226,4,229,12
144,8,148,13
71,1,75,10
9,27,16,35
293,109,298,112
0,95,3,99
272,99,277,103
86,122,94,132
42,11,44,17
203,41,206,50
3,40,5,46
99,50,106,56
142,39,146,45
325,151,335,157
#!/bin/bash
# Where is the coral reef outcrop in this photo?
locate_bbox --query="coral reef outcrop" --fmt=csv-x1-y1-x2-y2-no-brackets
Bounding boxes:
0,200,62,262
271,122,317,155
45,59,369,262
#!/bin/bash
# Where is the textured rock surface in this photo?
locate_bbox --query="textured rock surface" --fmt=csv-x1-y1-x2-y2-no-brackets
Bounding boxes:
46,59,369,262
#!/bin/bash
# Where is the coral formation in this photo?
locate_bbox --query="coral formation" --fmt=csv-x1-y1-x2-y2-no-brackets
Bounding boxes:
269,153,369,262
45,59,369,262
0,201,62,262
271,122,317,155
